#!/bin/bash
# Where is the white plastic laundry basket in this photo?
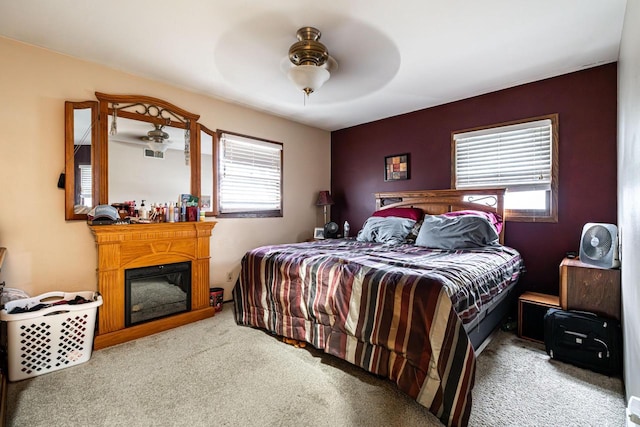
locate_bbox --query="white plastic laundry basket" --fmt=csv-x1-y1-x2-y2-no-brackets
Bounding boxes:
0,291,102,381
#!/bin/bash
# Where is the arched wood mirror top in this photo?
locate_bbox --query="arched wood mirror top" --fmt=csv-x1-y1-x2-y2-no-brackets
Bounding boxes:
94,92,201,211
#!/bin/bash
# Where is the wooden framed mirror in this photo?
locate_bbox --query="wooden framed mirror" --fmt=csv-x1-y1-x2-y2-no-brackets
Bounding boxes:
95,93,201,209
65,100,99,220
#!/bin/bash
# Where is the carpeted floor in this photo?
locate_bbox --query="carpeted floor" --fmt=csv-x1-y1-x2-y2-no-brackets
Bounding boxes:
469,329,625,426
6,304,625,426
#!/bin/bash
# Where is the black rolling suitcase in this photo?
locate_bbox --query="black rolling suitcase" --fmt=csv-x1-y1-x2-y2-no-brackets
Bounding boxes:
543,308,621,376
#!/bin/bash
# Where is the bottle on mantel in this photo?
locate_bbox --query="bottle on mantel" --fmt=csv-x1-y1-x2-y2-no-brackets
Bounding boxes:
168,203,175,223
139,200,148,220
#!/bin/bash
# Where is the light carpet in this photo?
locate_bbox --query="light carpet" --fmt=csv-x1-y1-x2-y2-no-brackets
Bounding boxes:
6,304,625,426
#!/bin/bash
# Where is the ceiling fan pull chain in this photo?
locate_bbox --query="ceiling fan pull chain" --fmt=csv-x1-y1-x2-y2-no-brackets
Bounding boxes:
184,124,190,166
109,103,118,135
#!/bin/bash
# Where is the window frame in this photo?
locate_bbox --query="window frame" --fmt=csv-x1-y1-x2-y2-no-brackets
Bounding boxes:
451,113,559,222
215,129,283,218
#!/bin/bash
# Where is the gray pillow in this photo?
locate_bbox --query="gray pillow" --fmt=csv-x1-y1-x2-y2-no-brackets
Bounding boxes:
356,217,416,244
415,214,499,249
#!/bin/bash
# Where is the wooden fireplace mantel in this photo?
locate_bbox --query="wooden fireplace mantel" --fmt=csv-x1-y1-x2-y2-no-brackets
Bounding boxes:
90,221,217,350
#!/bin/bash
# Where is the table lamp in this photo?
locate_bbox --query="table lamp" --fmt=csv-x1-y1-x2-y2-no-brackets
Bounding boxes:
316,190,334,225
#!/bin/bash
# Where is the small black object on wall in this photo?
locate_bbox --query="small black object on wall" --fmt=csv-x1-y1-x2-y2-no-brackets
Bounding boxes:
57,173,65,189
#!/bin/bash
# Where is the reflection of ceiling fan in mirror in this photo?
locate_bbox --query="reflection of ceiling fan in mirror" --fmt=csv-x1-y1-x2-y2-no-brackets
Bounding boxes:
141,124,171,153
108,118,180,153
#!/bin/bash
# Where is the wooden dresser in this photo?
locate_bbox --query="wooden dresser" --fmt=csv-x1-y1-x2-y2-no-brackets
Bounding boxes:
559,257,621,320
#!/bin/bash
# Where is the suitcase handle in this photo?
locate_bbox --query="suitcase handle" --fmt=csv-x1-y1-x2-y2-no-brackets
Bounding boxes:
561,328,611,358
566,310,609,327
568,310,598,317
564,330,587,339
593,338,610,358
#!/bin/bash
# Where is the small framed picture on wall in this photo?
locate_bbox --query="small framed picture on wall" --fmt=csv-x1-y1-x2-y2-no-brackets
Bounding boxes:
384,153,410,181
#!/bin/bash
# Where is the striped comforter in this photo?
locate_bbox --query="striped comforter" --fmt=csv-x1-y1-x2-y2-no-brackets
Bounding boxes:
233,239,523,427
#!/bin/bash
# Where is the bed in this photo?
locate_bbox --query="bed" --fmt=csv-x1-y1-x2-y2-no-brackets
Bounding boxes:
233,189,524,427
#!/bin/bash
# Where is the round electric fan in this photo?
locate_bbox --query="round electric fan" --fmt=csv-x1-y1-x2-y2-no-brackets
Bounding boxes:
324,221,339,239
579,223,620,268
581,224,612,260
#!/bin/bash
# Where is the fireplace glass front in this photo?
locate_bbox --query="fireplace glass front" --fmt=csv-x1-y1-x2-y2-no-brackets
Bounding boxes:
124,261,191,327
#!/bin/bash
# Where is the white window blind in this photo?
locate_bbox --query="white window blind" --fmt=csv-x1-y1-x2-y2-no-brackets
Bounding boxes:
79,164,92,206
454,119,552,191
219,132,282,214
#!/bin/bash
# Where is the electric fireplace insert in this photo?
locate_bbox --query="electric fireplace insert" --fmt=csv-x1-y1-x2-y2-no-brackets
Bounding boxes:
124,261,192,327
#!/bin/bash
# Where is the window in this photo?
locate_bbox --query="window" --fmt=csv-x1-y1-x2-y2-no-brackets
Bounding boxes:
452,114,558,222
216,131,283,217
78,164,92,207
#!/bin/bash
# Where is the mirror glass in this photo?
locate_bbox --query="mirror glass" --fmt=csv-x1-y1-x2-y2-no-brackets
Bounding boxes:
107,116,191,207
73,109,93,210
65,101,97,220
200,126,214,214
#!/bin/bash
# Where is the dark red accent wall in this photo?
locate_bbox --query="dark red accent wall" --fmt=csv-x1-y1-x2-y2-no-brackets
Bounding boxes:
331,63,618,295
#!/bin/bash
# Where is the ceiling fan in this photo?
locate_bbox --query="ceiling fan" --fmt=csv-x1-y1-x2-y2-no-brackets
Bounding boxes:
141,123,172,153
214,20,400,107
282,27,338,98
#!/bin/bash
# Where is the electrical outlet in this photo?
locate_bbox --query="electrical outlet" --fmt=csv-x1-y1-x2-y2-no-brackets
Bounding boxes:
226,272,233,282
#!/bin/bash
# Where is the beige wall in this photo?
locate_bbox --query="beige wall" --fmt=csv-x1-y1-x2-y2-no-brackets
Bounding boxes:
618,1,640,403
0,37,331,300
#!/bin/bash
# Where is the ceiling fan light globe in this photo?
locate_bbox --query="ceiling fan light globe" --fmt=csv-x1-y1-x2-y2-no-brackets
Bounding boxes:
146,141,170,153
287,65,330,95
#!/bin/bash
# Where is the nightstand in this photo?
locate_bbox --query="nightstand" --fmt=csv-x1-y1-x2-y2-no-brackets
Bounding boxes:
560,257,621,320
518,291,560,343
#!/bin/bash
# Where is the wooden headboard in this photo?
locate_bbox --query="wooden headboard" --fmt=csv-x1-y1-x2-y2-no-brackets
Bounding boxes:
374,188,506,244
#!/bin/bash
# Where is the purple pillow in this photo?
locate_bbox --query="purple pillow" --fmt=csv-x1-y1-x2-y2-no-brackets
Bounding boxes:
372,207,423,222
